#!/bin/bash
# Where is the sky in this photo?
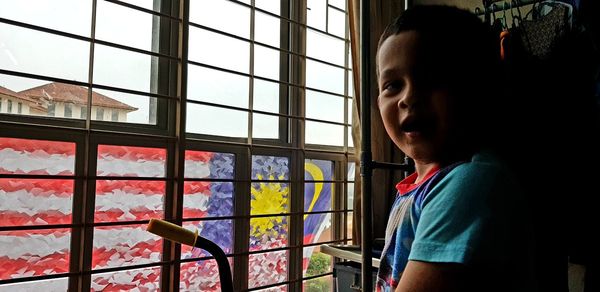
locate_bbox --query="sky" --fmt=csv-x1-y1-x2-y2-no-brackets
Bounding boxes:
0,0,352,146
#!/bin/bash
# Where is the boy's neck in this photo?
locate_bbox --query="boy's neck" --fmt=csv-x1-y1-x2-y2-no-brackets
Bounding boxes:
413,161,440,184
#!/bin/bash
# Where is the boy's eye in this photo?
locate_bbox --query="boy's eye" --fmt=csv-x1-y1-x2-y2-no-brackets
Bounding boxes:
383,81,403,92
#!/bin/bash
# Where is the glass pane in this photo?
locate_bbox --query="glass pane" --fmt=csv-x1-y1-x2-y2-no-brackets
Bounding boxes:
329,0,346,10
181,220,233,258
254,45,280,81
250,216,288,251
0,0,92,36
253,113,280,139
328,7,346,38
92,224,162,269
348,126,354,148
303,275,334,292
97,145,166,177
307,29,345,66
251,181,289,215
16,82,91,120
346,211,353,240
188,27,250,73
189,0,250,38
255,11,280,48
185,151,235,179
248,250,288,288
306,121,344,146
183,182,234,218
91,266,160,291
307,0,326,31
347,162,355,181
0,179,73,226
0,23,89,82
304,213,332,245
304,159,334,212
254,284,288,292
255,0,280,15
347,182,354,210
180,259,234,291
348,69,354,97
186,103,248,138
0,277,68,291
187,65,249,108
251,155,289,180
253,79,280,113
347,98,352,124
96,0,154,52
303,249,332,277
0,137,75,175
306,60,344,94
0,228,70,280
93,44,156,94
94,180,164,222
306,90,344,123
93,88,154,124
0,74,51,117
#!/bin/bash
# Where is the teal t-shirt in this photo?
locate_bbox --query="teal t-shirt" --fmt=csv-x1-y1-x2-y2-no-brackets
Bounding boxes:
376,151,535,292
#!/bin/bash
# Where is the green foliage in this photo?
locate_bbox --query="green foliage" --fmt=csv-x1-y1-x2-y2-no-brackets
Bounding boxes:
306,252,330,277
304,277,332,292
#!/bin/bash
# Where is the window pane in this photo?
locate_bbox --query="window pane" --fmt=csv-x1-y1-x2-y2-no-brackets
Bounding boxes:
304,159,334,212
93,44,156,93
303,249,332,277
92,224,162,269
251,178,289,212
248,250,288,289
185,151,235,179
0,137,75,175
346,211,353,240
328,7,346,38
93,88,150,124
255,0,280,14
183,182,234,219
347,162,355,181
329,0,346,10
189,0,250,38
0,0,92,37
251,155,289,180
250,216,288,251
96,0,154,52
347,98,352,124
304,212,332,245
0,277,68,291
97,145,166,177
307,29,345,66
188,27,249,74
306,89,344,123
347,182,354,210
306,60,344,95
186,103,248,137
180,259,234,292
348,70,354,97
303,275,334,292
348,126,354,148
0,228,70,280
94,180,164,222
306,121,344,146
255,11,280,48
253,79,280,113
181,220,233,257
91,266,160,291
307,0,326,31
253,113,281,139
0,179,73,226
254,45,280,81
0,23,89,82
187,65,249,108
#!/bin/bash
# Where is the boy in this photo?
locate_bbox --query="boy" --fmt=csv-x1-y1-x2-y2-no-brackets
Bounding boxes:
375,5,535,292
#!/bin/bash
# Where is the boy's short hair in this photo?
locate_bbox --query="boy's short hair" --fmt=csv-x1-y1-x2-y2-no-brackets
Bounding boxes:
377,5,502,148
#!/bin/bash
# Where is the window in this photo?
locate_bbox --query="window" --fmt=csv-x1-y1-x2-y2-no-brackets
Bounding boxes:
64,103,72,117
17,102,22,113
95,107,104,121
0,98,2,112
111,109,118,121
0,1,354,291
7,100,12,113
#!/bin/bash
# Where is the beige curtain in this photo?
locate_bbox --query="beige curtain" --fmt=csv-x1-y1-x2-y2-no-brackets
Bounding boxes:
348,0,407,244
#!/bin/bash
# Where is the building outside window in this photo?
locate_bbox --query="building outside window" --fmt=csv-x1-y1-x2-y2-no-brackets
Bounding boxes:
0,1,355,291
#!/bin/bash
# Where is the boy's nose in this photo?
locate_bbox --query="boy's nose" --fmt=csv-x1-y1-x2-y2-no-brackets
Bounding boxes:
398,86,419,109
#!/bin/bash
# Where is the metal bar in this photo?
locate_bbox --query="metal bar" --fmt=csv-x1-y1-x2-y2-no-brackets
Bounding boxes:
476,0,536,16
359,0,374,291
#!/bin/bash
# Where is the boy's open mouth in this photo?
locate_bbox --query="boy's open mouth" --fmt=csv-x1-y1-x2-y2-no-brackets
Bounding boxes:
400,117,431,134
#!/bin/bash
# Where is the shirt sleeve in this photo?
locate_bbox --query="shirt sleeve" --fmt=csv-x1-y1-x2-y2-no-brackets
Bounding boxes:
408,161,509,264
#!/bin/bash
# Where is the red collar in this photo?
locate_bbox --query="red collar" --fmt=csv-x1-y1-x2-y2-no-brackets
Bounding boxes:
395,166,440,195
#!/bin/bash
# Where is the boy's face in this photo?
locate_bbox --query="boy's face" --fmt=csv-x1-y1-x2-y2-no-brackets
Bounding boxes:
377,31,459,163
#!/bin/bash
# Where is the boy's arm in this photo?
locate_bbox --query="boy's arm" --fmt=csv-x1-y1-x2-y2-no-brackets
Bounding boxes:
395,260,465,292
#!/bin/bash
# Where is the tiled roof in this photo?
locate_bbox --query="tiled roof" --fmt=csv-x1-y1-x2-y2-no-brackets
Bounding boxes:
0,85,46,112
19,82,138,111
